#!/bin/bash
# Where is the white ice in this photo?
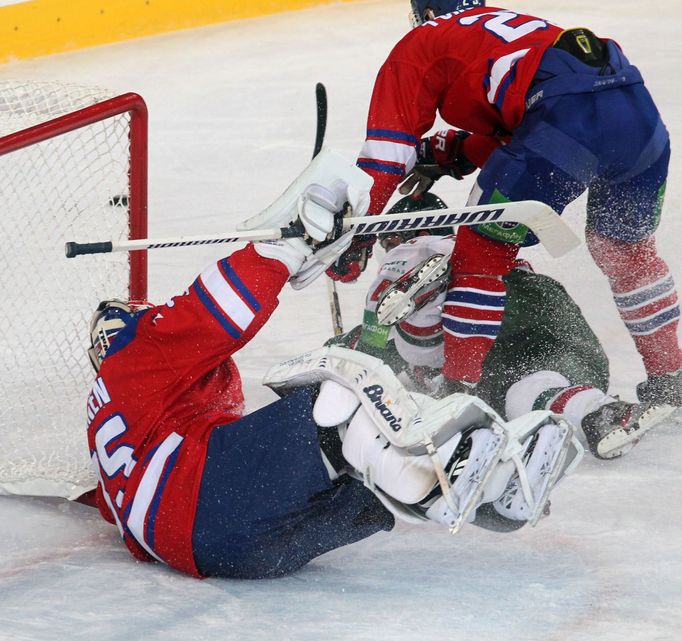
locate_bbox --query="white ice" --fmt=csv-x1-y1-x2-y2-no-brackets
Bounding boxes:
1,1,681,639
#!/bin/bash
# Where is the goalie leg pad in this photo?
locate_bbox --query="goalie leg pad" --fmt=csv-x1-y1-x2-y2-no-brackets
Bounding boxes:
264,346,422,448
493,419,581,525
424,426,507,534
342,405,442,505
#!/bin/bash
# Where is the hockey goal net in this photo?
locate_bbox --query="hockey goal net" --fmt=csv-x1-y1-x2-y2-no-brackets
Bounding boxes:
0,81,148,500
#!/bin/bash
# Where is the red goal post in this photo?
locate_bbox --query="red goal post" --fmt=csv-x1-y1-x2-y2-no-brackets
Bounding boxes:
0,81,149,500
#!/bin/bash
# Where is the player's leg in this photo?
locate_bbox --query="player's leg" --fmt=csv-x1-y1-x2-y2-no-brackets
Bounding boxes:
475,269,671,459
504,370,673,460
444,106,587,385
583,88,681,403
191,386,393,579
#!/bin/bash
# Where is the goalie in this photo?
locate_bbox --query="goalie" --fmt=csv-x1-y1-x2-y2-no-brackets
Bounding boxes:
85,172,581,580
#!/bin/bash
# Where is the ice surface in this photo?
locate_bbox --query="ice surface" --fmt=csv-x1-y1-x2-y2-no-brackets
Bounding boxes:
0,1,681,639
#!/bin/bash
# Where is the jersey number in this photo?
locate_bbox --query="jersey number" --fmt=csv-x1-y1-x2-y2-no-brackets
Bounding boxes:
93,413,184,562
459,10,548,42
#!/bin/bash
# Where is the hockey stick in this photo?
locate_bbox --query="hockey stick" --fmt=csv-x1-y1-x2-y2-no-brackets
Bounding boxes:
313,83,345,337
65,200,580,258
313,82,327,158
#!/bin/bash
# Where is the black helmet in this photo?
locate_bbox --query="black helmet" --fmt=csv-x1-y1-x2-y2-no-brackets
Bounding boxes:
379,192,451,252
409,0,485,27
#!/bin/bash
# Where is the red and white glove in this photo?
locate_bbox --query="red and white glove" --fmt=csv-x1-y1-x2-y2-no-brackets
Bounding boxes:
326,234,376,283
255,180,370,283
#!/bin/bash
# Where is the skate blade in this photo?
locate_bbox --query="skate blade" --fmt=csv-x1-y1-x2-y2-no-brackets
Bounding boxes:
376,254,449,326
597,403,677,459
446,430,507,534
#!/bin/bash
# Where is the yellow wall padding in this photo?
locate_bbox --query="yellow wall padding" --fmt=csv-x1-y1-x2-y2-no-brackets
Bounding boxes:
0,0,353,63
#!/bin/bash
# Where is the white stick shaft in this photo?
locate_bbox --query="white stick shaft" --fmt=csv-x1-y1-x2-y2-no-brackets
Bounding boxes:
65,200,580,258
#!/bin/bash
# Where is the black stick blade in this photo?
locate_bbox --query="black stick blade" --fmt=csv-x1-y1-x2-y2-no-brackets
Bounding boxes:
313,82,328,159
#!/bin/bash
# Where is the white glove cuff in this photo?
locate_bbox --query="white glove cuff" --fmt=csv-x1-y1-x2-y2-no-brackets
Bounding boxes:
253,238,311,277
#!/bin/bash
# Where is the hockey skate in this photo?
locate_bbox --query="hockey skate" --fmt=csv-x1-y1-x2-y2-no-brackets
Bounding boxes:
376,253,450,326
493,420,575,526
425,426,507,534
581,400,676,459
637,369,682,408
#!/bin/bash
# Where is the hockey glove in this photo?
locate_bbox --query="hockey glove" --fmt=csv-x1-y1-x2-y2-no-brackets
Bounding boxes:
326,234,376,283
255,180,369,282
399,129,477,197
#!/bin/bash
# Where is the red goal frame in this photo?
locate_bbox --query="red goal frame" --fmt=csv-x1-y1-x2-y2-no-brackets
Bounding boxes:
0,92,148,301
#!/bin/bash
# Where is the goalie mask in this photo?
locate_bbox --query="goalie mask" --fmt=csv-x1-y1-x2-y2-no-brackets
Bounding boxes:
409,0,485,27
87,299,153,371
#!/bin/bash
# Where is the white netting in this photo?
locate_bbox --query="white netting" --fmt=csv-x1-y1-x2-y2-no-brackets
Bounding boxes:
0,81,139,499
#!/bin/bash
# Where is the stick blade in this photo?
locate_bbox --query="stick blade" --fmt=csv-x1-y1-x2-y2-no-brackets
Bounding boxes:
506,200,581,257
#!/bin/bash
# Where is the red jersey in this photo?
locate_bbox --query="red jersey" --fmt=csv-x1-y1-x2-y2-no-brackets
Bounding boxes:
357,7,563,213
86,245,289,576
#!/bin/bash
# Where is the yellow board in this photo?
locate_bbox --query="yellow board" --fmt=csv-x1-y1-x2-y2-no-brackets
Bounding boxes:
0,0,354,63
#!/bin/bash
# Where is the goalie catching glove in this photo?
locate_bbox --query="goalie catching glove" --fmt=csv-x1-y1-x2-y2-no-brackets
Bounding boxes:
237,149,372,289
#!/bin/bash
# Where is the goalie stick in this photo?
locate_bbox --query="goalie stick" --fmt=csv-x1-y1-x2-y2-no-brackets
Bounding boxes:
313,82,345,337
65,199,580,258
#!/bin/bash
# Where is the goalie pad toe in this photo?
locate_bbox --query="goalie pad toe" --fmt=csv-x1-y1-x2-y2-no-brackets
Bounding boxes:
424,426,507,533
494,418,582,525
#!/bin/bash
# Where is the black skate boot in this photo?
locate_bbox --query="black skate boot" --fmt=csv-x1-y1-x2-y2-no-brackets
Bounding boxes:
637,369,682,407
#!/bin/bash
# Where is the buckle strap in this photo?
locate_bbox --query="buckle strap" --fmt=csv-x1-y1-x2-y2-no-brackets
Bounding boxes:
553,28,609,68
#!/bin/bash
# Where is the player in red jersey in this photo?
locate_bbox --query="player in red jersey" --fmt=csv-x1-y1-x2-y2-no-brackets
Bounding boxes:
85,163,583,579
328,0,681,406
85,167,382,577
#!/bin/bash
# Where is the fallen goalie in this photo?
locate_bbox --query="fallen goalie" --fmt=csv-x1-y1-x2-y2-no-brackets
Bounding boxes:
78,171,586,579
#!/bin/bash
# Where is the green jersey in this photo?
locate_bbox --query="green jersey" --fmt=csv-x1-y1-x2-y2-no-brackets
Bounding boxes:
328,267,609,418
